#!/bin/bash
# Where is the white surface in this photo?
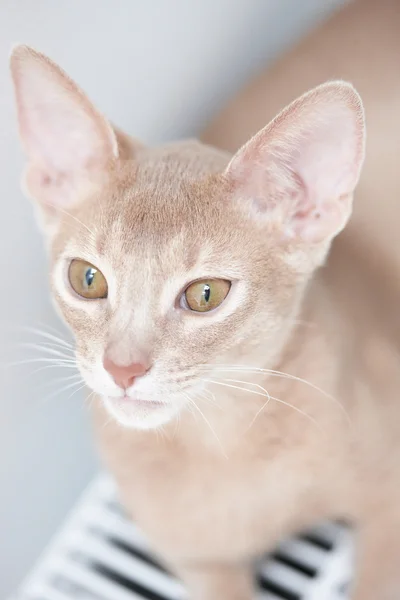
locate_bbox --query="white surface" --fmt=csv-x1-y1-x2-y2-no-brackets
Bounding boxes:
0,0,346,596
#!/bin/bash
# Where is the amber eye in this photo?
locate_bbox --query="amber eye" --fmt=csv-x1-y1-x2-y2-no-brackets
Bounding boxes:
68,259,108,299
184,279,231,313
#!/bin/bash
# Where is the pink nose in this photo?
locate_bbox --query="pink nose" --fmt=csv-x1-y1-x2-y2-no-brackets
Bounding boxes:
103,356,149,390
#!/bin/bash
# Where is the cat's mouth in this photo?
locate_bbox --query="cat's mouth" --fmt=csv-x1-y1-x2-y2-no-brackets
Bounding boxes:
121,395,166,409
110,394,167,410
101,393,177,430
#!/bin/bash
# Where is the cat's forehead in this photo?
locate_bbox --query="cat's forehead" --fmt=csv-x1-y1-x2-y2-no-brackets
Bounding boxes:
135,139,231,178
95,144,233,246
63,141,243,271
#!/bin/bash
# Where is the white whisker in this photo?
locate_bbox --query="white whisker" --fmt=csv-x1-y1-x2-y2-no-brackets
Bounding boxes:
15,342,74,360
172,410,181,440
85,391,97,411
194,388,222,410
100,413,114,431
42,201,95,237
156,424,168,443
200,377,324,434
65,381,87,401
246,397,271,431
40,378,86,405
15,325,73,350
5,357,77,368
199,363,350,426
26,363,79,380
181,391,228,459
40,372,83,391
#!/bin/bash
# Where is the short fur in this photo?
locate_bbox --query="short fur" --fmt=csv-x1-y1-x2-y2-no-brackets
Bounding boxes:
10,27,400,600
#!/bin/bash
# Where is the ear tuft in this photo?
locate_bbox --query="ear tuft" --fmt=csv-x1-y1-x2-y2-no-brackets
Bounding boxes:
225,81,365,245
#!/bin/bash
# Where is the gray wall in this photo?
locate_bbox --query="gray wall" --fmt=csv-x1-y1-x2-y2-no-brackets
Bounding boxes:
0,0,345,596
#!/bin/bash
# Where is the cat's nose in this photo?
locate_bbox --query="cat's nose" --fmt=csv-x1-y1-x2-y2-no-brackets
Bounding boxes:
103,356,149,390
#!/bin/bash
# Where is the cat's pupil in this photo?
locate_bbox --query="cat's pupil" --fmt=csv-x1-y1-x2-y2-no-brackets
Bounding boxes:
203,284,211,303
85,267,96,288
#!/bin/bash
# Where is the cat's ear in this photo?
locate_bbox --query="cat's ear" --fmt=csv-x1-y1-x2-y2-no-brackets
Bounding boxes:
224,81,365,248
10,45,120,225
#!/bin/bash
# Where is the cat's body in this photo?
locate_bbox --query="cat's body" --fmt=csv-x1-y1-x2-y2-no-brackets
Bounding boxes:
91,139,400,600
9,2,400,597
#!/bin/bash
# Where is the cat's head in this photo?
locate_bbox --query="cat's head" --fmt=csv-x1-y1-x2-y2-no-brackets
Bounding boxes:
10,46,365,430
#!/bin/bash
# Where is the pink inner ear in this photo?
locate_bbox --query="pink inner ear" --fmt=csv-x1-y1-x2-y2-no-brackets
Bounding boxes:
20,90,115,175
24,161,80,211
40,172,51,186
225,82,365,244
11,46,118,210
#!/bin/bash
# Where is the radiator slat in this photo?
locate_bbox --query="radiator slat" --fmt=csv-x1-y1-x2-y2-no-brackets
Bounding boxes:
276,538,327,571
80,506,150,551
50,558,146,600
70,531,185,599
259,559,310,596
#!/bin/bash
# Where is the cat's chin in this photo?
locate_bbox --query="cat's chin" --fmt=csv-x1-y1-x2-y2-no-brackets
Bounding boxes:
102,395,178,430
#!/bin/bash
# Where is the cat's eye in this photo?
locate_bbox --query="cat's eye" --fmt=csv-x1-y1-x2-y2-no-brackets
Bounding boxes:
68,259,108,299
183,279,231,313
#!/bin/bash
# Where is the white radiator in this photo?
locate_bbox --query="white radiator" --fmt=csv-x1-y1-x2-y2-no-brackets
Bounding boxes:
10,475,354,600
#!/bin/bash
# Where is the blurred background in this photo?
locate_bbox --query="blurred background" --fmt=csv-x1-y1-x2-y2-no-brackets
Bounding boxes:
0,1,346,596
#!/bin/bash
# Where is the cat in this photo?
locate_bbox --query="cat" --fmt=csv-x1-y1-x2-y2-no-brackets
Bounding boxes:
10,45,400,600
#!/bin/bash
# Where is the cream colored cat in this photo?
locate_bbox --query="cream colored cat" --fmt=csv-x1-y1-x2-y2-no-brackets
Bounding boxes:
10,44,400,600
